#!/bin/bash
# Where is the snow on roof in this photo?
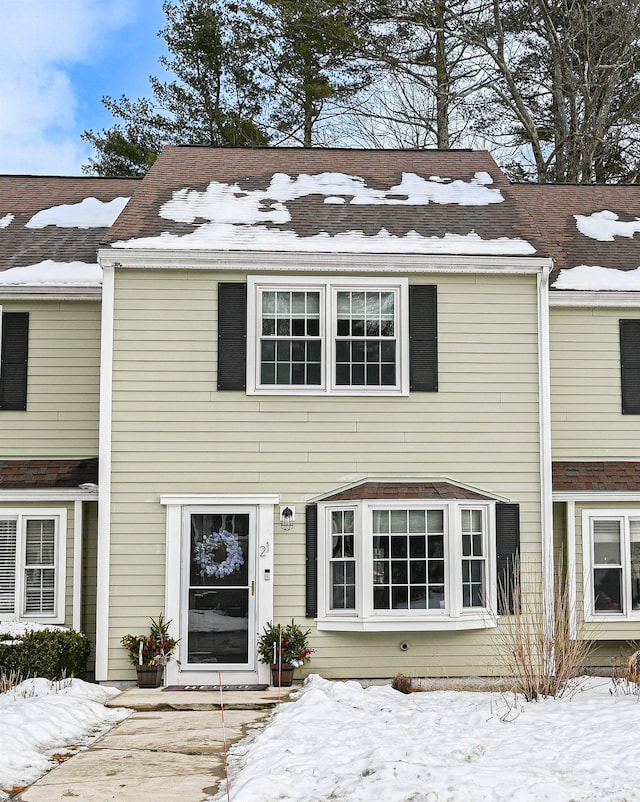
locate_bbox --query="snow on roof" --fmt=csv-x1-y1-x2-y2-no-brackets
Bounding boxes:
112,171,536,254
113,226,534,255
575,210,640,241
25,196,130,230
0,260,102,286
0,213,14,229
552,264,640,290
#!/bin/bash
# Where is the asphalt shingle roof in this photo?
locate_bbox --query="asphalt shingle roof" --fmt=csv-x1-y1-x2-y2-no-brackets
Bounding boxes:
103,146,541,256
0,175,139,273
553,461,640,492
512,184,640,284
0,457,98,489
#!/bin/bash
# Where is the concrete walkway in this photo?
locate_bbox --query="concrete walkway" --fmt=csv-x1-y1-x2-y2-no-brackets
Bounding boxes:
16,686,295,802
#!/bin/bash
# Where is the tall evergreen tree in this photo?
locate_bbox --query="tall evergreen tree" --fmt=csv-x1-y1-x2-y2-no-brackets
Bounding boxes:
83,0,268,176
246,1,374,147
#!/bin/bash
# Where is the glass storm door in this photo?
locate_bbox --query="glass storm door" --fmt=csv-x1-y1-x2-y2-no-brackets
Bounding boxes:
185,509,255,668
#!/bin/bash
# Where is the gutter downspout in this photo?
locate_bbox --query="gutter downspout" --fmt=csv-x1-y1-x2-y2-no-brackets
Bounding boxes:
538,262,555,649
95,263,115,682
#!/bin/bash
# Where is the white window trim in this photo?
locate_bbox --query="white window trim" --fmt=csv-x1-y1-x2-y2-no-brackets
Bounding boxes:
247,275,409,396
582,508,640,622
316,499,497,632
0,508,67,624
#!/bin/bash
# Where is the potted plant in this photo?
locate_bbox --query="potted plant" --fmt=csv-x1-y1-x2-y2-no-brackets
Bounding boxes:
257,620,314,686
121,614,178,688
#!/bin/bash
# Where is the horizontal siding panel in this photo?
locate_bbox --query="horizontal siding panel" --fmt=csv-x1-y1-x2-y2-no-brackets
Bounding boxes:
0,300,100,457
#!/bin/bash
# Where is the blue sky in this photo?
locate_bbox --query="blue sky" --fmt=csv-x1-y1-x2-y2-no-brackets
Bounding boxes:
0,0,169,175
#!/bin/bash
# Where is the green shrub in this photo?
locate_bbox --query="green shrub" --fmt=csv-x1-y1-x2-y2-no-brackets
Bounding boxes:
0,628,91,680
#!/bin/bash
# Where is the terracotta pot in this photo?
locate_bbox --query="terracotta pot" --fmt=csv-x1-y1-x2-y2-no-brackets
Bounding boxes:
270,662,294,687
136,665,163,688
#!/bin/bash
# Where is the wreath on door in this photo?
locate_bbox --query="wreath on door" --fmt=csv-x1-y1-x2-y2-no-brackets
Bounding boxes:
194,530,244,578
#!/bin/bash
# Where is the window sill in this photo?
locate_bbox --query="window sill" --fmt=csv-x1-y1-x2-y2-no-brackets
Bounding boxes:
315,614,497,632
584,612,640,623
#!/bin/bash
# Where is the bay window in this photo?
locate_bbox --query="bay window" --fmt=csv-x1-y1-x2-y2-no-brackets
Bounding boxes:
317,499,496,631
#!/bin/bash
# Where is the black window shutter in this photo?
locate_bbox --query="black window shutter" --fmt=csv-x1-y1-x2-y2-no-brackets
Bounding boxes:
0,312,29,410
409,285,438,391
496,502,520,614
620,320,640,414
217,283,246,390
305,504,318,618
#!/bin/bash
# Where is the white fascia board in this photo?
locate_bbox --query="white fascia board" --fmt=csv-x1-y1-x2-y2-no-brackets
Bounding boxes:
550,290,640,308
0,489,98,502
99,247,550,275
0,287,101,301
553,491,640,502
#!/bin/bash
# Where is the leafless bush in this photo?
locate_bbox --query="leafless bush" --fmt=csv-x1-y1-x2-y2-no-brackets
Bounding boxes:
610,645,640,697
495,556,593,701
0,669,23,694
392,673,414,694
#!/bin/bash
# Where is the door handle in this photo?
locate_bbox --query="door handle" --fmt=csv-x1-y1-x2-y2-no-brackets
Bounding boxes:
251,580,255,596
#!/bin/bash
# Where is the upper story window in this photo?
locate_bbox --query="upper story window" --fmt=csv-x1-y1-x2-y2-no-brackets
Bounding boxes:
583,510,640,620
0,309,29,410
0,509,66,623
247,277,409,395
316,499,497,631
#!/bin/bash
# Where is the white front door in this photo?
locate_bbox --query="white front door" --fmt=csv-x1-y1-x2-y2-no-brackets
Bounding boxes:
162,494,276,687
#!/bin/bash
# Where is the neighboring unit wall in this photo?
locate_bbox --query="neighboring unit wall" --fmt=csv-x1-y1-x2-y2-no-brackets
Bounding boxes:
550,304,640,459
0,300,101,457
105,267,545,680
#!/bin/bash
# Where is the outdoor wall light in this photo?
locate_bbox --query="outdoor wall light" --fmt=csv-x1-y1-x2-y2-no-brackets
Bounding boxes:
280,505,295,531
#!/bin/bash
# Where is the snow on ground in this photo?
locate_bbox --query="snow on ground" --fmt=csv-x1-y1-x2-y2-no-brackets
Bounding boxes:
215,674,640,802
0,678,129,799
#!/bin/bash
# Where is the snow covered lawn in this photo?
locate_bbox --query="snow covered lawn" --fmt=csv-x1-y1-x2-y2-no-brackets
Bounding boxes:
217,674,640,802
0,678,129,799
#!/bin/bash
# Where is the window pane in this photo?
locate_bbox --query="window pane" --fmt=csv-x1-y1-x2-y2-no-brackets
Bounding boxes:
25,520,56,566
260,290,321,387
427,510,444,533
333,289,397,388
390,510,407,534
593,520,621,564
371,508,446,613
594,567,622,611
24,567,55,614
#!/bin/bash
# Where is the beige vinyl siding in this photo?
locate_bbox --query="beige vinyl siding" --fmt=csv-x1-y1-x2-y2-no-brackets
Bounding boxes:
551,305,640,459
0,300,100,457
107,267,544,679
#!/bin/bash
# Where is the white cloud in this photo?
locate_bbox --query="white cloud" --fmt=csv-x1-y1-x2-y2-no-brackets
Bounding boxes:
0,1,136,175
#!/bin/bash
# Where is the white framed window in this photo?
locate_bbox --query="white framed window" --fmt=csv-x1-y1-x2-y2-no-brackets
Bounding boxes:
582,510,640,620
247,276,409,395
0,509,66,623
317,499,496,631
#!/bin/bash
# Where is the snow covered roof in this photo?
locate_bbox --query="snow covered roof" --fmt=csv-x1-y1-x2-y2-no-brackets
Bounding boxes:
511,184,640,291
105,147,539,257
0,175,138,287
